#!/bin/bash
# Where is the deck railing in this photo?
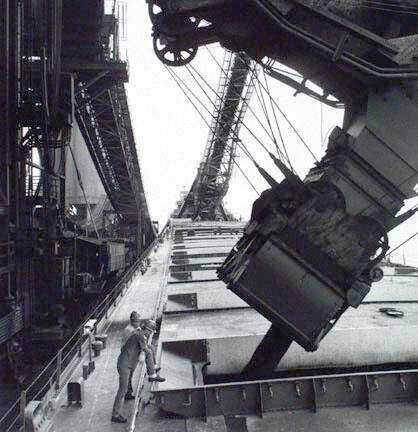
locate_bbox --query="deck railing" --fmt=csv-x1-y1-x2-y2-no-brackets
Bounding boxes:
0,239,157,432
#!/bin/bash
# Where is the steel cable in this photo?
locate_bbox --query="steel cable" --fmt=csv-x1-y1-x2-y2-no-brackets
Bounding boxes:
164,64,260,194
236,51,319,163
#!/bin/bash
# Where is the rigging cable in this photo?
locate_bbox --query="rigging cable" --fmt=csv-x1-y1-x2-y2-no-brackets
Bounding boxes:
179,59,273,162
262,67,294,171
234,159,260,196
254,72,280,155
386,232,418,258
187,58,281,152
237,51,319,163
192,51,291,164
204,46,282,150
249,64,292,166
164,64,260,194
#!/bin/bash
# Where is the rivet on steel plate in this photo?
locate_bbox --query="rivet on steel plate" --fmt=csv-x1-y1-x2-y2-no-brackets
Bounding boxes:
267,384,274,399
319,379,326,393
240,387,247,401
183,391,192,406
214,388,220,403
346,377,354,392
399,375,406,391
295,382,302,398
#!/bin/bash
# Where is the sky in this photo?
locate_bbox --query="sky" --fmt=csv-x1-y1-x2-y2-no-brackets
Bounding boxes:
124,1,417,266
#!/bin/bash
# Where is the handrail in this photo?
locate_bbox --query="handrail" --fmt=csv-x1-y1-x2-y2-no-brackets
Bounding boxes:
0,238,158,432
128,227,171,432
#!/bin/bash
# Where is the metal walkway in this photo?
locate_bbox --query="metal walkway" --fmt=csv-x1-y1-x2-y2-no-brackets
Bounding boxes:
49,240,171,432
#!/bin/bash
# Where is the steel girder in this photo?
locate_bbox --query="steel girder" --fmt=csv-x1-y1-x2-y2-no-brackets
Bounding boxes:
75,78,155,243
178,51,257,220
148,0,417,107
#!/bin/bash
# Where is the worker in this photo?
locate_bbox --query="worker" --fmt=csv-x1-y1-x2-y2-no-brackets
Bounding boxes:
111,311,165,424
140,319,158,366
120,313,161,401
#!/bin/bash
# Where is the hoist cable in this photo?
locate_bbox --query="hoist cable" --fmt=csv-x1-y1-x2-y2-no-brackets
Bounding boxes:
234,159,260,196
237,51,319,163
200,49,294,165
164,64,211,134
188,56,281,149
164,64,260,194
254,74,280,156
262,67,293,170
386,232,418,258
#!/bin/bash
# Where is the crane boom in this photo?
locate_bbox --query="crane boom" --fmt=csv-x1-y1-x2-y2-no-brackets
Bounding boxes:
176,51,257,220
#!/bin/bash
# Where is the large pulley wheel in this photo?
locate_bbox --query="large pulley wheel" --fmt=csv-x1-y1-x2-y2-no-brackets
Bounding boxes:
148,1,200,35
153,32,197,66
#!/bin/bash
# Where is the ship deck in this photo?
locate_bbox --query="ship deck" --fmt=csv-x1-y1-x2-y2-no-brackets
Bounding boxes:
47,220,417,431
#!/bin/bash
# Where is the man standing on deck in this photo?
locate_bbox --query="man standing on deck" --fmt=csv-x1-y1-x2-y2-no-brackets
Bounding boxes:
111,311,165,424
121,312,161,400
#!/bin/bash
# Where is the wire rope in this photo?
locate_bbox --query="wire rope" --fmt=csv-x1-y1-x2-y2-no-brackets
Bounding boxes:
164,64,260,194
262,67,294,171
202,48,295,163
255,74,279,154
234,159,260,196
386,232,418,258
237,51,319,163
188,57,280,149
250,65,294,168
182,57,281,162
204,46,280,153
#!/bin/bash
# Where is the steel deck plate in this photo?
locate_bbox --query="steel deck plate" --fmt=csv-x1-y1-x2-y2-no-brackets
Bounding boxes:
169,270,219,283
166,288,248,312
157,303,418,384
167,280,226,292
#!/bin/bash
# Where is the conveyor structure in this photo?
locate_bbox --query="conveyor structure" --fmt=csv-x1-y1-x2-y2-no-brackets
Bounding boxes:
0,0,155,402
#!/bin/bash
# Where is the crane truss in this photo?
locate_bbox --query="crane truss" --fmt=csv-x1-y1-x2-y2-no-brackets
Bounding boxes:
178,51,257,220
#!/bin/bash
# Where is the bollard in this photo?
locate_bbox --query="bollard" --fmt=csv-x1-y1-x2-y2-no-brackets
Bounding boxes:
82,363,89,380
95,334,108,349
92,340,103,357
68,377,85,407
78,328,83,357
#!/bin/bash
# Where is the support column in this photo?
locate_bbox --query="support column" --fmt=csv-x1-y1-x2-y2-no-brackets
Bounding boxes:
0,0,11,306
240,324,293,381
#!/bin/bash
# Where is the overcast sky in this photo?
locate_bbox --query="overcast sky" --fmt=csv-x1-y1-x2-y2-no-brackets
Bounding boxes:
124,1,417,266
